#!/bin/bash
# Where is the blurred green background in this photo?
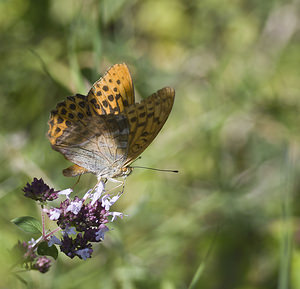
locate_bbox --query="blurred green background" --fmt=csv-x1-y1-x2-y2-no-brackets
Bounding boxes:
0,0,299,288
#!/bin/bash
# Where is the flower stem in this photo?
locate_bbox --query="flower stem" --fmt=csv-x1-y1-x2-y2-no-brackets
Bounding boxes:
44,227,61,240
41,205,45,238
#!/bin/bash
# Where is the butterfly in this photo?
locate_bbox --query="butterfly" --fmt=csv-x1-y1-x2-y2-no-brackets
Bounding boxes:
48,63,175,181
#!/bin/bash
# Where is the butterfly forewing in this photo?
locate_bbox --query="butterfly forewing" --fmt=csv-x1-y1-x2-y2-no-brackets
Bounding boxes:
87,63,135,115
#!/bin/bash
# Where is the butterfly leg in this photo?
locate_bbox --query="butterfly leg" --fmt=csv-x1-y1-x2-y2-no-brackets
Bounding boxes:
71,175,82,190
87,178,107,196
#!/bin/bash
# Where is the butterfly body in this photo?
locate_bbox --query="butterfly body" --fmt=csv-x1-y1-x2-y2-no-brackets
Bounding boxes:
48,64,175,180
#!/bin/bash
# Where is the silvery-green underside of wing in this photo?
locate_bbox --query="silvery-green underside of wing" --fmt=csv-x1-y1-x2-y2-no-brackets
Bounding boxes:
52,114,130,178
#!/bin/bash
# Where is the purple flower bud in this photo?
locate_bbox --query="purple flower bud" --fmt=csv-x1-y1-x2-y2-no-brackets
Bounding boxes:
95,226,109,241
33,256,51,273
76,248,92,260
62,226,77,236
48,235,62,246
14,240,52,273
59,233,93,259
16,240,37,262
43,181,127,261
23,178,58,202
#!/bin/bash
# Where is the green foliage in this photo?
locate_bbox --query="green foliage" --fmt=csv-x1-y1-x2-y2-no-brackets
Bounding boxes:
11,216,42,234
0,0,299,288
37,242,58,260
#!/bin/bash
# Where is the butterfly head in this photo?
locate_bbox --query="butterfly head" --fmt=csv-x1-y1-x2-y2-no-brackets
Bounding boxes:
121,166,133,177
95,165,133,180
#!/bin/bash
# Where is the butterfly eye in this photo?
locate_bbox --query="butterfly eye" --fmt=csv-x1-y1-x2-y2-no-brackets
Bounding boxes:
122,167,133,177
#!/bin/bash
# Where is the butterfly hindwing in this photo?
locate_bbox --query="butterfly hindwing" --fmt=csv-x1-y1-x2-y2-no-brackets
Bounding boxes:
48,94,91,146
51,114,130,176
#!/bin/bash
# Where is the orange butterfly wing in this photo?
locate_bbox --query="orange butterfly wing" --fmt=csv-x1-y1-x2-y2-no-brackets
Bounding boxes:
124,87,175,165
87,63,135,115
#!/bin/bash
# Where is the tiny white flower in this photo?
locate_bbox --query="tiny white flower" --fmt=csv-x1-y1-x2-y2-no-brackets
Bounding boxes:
49,208,61,220
109,211,126,222
83,189,92,200
101,193,121,211
76,248,92,260
28,238,35,245
58,188,73,199
66,200,83,215
91,181,105,205
48,235,62,246
31,236,43,247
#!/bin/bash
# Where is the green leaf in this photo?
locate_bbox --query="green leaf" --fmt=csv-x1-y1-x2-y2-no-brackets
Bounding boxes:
37,241,58,260
11,216,42,234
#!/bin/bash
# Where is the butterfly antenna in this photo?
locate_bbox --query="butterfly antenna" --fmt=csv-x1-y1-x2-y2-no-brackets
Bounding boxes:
131,166,179,173
132,156,142,164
